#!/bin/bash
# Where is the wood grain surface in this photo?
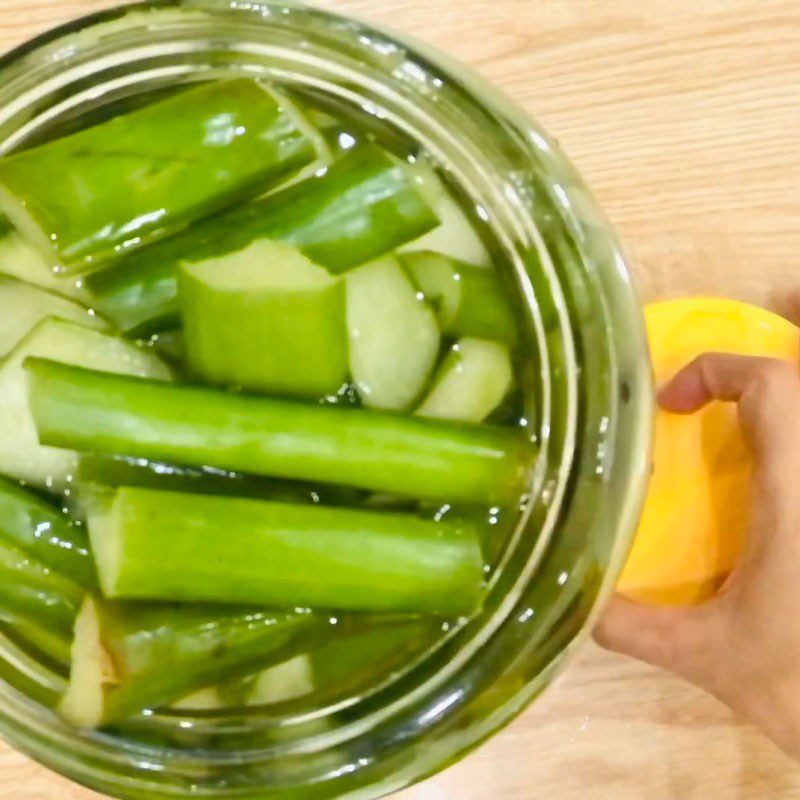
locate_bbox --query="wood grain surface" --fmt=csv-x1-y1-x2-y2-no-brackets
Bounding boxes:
0,0,799,797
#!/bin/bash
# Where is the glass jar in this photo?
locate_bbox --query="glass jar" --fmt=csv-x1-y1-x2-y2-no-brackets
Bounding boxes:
0,2,653,797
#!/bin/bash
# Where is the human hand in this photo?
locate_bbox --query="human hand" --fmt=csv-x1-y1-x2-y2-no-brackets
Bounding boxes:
595,351,800,758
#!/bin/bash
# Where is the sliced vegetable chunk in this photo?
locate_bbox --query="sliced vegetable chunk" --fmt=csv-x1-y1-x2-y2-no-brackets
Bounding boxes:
0,276,105,356
240,654,314,707
0,79,317,272
401,251,518,344
86,145,439,335
0,229,87,299
417,338,513,422
179,240,348,398
401,165,489,264
25,358,532,505
347,256,440,410
0,318,170,489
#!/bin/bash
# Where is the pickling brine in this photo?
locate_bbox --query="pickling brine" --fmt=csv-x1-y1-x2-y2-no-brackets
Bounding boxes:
0,77,535,731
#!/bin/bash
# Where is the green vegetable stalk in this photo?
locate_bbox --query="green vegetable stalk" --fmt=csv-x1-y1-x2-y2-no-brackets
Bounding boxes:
86,145,439,334
4,621,73,668
0,475,95,588
179,240,349,398
0,79,316,272
0,539,84,635
87,487,484,615
60,597,332,727
26,358,534,506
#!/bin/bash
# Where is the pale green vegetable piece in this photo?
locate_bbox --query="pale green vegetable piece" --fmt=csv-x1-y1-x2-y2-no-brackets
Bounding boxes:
247,654,315,706
0,276,105,356
347,256,440,410
417,338,513,422
401,164,489,264
0,229,87,300
0,318,170,489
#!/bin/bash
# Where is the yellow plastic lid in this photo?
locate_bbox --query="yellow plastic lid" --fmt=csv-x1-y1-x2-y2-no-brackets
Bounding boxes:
617,298,799,605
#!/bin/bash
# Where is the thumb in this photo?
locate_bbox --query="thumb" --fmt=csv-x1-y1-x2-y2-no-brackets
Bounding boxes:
594,595,724,689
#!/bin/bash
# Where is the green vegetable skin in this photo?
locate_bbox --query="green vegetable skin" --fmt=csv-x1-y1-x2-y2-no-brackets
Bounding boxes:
60,597,331,727
308,620,440,702
5,620,72,667
179,240,348,398
0,539,83,635
26,359,533,505
0,478,93,669
0,475,95,587
88,487,483,615
76,455,364,509
0,79,317,272
401,251,518,344
86,145,439,334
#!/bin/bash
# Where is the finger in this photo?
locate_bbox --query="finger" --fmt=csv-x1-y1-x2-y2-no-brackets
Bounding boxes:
768,287,800,330
658,353,789,410
658,353,800,457
595,595,723,689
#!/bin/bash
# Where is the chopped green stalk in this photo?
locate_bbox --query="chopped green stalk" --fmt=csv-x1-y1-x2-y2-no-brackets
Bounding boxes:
0,79,317,272
86,145,438,335
347,257,440,410
0,318,170,490
0,626,68,708
417,338,514,422
179,240,348,398
0,539,84,635
0,229,87,299
308,620,440,704
59,597,332,727
215,620,434,710
401,251,518,344
0,276,105,356
75,455,364,509
26,358,532,505
0,475,95,588
4,620,73,667
401,164,489,264
88,487,484,615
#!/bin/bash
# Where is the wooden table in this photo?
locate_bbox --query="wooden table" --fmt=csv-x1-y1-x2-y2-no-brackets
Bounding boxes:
1,1,799,797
